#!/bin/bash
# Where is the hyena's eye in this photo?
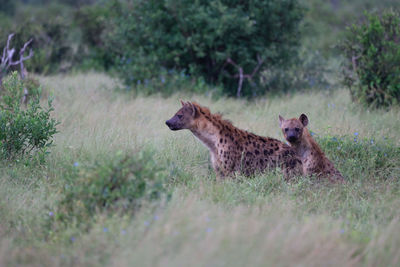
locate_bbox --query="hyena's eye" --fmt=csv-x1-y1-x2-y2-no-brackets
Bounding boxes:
177,115,183,119
295,128,300,132
284,128,289,132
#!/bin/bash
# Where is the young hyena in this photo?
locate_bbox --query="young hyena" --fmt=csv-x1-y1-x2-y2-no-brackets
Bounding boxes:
165,101,302,179
279,114,345,183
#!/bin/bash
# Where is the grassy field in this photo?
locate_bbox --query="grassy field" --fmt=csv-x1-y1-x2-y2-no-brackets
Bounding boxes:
0,72,399,266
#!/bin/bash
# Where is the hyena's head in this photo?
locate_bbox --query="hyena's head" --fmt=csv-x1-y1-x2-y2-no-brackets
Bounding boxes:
165,101,199,131
279,114,309,144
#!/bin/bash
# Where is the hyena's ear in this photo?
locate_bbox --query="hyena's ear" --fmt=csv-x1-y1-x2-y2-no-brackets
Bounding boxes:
180,100,186,107
188,102,199,118
299,114,308,127
278,115,285,127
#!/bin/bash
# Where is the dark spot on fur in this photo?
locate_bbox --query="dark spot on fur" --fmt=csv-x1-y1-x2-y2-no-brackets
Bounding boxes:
246,152,252,157
220,138,223,143
289,160,296,168
255,150,259,155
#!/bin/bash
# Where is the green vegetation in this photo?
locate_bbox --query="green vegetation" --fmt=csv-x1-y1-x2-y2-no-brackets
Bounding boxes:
0,72,58,159
341,9,400,108
108,0,303,96
56,150,170,229
0,73,398,265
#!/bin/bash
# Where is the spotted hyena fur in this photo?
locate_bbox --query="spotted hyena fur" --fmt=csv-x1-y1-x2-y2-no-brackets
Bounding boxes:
279,114,345,183
166,101,301,179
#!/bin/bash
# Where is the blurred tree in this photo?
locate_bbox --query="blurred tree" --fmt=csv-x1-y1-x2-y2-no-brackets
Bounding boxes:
107,0,304,97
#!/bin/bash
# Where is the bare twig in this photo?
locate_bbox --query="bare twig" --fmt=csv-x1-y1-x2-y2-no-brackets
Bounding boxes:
1,34,33,79
225,55,264,97
351,54,360,75
1,34,34,105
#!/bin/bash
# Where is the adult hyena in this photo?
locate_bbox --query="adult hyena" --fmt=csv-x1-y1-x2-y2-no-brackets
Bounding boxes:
279,113,345,183
166,101,301,179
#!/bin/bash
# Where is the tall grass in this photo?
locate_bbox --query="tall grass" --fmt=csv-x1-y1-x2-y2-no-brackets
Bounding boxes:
0,72,399,266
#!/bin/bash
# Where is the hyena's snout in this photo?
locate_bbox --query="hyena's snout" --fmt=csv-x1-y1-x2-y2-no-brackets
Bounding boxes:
286,130,300,142
165,117,180,131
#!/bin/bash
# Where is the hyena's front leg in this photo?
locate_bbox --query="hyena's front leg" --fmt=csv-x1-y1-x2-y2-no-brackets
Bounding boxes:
282,157,303,181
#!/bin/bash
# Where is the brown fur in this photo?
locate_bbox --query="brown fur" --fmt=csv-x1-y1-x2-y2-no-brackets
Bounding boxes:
166,101,302,179
279,114,345,183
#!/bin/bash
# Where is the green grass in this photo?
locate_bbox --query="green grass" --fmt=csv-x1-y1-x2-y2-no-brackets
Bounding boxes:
0,72,399,266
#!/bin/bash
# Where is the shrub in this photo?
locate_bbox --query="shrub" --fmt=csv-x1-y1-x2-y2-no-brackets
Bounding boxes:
0,72,58,159
56,150,170,226
106,0,304,96
340,10,400,108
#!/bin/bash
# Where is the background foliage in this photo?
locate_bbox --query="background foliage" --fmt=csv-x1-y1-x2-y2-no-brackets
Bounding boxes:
0,72,58,159
340,9,400,108
2,0,400,102
106,0,303,96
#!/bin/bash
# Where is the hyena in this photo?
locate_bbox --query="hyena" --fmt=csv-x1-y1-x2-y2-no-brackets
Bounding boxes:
165,101,302,179
279,113,345,183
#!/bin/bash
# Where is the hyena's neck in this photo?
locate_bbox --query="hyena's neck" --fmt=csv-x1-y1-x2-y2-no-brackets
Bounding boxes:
190,123,220,154
295,128,323,159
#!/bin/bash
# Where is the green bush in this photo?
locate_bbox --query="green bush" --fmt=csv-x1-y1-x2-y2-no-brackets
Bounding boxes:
106,0,304,96
340,10,400,108
56,150,170,226
0,72,58,159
